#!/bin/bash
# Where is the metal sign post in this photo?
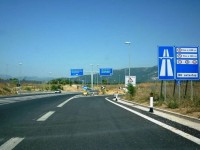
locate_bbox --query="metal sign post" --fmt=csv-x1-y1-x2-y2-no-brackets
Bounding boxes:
191,81,193,101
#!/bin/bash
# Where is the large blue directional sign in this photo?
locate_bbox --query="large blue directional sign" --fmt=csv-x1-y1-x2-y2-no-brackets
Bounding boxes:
175,47,199,80
70,69,83,76
158,46,175,80
99,68,113,76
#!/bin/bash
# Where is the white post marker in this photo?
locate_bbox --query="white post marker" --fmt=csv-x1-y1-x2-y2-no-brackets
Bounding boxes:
115,93,118,101
149,93,154,113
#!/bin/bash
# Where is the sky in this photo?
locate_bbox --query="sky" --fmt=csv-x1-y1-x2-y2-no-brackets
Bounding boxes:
0,0,200,78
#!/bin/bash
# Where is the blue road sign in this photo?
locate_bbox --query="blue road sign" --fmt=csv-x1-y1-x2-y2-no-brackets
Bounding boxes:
70,69,83,76
158,46,175,80
82,86,88,90
175,47,199,80
99,68,113,76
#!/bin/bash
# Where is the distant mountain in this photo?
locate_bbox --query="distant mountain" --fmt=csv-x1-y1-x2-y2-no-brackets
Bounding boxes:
0,75,53,82
75,66,158,84
0,66,158,83
23,76,53,82
0,74,12,80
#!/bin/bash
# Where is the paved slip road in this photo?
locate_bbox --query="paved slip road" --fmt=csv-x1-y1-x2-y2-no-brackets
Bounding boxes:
0,95,200,150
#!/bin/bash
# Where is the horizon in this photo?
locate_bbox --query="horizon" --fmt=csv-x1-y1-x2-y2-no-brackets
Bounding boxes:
0,65,158,80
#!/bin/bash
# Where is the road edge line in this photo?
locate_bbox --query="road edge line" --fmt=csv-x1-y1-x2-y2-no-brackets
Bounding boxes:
105,98,200,145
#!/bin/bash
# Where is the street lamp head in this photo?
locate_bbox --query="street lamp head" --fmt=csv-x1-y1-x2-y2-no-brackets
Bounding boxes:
124,41,131,44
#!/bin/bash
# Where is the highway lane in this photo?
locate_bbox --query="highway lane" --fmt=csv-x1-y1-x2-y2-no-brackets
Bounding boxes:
0,94,77,143
0,95,200,150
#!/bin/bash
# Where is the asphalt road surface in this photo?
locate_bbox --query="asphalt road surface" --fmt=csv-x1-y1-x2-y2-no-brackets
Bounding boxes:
0,94,200,150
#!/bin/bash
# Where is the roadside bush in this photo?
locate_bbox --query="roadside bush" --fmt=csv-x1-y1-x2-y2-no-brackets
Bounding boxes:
127,84,136,97
154,100,164,107
101,89,106,95
167,100,179,109
194,98,200,107
51,84,62,91
3,87,11,92
25,87,32,91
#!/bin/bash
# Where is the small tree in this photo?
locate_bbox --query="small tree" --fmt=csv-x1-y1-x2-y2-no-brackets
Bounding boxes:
127,83,136,98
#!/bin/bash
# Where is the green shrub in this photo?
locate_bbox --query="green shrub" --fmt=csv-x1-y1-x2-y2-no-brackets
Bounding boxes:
154,100,164,107
25,87,32,91
167,100,179,109
127,84,136,97
51,84,62,91
3,87,11,92
194,99,200,107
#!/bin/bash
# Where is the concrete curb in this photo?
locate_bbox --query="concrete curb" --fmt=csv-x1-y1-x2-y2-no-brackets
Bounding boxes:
120,99,200,124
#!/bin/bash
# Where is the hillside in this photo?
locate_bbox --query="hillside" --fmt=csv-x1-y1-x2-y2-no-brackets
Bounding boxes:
76,66,158,84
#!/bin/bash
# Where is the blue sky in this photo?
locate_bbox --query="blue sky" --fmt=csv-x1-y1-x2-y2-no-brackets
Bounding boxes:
0,0,200,78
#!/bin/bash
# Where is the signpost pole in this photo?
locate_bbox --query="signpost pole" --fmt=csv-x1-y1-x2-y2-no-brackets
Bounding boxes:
164,81,166,101
178,82,181,101
191,80,193,101
124,42,131,78
90,64,94,90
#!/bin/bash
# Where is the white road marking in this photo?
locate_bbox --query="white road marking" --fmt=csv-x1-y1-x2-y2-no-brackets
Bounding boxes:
117,99,200,132
57,96,78,108
0,94,59,106
106,98,200,145
37,111,55,121
0,137,24,150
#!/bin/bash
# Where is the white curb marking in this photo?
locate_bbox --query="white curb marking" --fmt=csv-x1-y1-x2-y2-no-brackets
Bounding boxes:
0,137,24,150
106,98,200,145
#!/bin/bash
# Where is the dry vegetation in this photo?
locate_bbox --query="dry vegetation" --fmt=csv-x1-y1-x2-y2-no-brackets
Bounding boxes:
124,82,200,119
0,82,50,95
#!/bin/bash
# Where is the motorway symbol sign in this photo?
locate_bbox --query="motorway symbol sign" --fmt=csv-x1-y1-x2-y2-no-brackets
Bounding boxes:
70,69,83,76
99,68,113,76
175,47,199,80
158,46,175,80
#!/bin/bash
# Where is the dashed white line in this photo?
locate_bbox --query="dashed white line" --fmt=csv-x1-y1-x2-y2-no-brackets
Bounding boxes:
106,98,200,145
0,137,24,150
57,99,72,108
37,111,55,121
57,95,78,108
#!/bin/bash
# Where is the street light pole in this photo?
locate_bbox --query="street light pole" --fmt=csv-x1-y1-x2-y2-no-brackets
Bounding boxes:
18,62,22,94
90,64,94,90
125,41,131,77
18,62,22,84
49,72,52,91
96,64,99,87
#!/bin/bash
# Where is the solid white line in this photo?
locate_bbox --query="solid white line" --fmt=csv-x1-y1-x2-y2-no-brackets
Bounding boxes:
0,137,24,150
105,98,200,145
37,111,55,121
